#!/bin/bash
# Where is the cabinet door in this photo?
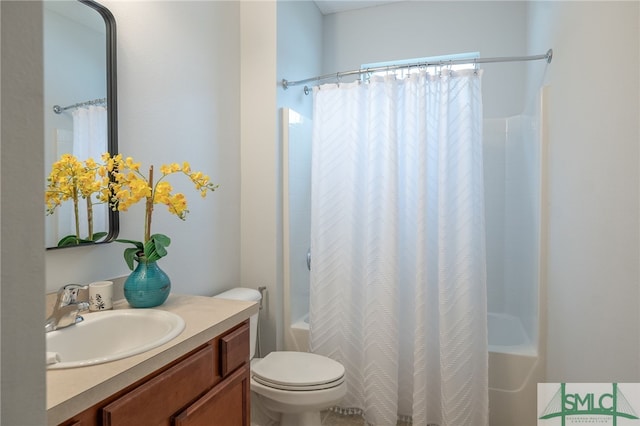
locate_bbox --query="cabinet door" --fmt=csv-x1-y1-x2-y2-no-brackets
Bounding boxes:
102,345,216,426
219,322,249,377
173,364,250,426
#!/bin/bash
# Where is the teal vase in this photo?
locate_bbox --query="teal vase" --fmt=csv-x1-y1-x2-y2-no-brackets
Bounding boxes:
124,259,171,308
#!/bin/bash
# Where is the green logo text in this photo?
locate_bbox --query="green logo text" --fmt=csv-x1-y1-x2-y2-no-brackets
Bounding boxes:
540,383,639,426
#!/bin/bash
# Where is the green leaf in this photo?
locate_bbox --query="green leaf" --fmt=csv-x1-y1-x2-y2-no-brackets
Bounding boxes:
117,234,172,269
143,239,162,263
57,235,80,247
91,231,108,241
151,234,171,247
116,239,144,251
123,247,139,271
153,237,169,256
154,242,167,258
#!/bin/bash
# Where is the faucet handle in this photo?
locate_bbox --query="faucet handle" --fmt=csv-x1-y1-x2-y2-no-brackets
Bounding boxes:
57,284,88,306
76,301,90,311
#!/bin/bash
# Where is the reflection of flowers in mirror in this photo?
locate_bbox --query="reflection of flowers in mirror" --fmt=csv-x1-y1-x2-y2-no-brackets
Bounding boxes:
104,154,219,270
44,153,219,266
45,153,110,246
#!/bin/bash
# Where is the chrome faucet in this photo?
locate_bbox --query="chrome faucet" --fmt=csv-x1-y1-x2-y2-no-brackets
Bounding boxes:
45,284,90,333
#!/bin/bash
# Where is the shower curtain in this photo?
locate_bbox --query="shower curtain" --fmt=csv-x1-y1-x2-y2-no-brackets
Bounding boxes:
309,70,488,426
70,105,108,235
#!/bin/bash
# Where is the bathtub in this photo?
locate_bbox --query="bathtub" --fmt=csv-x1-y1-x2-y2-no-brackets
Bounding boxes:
487,314,541,426
288,312,542,426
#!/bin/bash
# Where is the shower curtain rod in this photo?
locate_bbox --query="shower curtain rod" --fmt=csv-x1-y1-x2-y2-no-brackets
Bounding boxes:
53,97,106,114
281,49,553,93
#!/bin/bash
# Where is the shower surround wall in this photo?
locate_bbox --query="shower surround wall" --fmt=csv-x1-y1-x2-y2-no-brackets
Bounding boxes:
484,110,543,426
485,114,540,349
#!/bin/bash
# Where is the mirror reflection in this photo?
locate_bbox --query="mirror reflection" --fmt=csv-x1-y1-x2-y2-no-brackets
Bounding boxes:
44,0,118,248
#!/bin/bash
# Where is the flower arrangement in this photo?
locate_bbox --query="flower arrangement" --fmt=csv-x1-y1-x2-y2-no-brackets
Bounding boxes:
46,152,218,269
45,152,218,308
104,153,218,270
45,153,110,246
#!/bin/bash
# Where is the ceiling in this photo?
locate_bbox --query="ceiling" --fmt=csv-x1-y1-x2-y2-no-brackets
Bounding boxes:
313,0,404,15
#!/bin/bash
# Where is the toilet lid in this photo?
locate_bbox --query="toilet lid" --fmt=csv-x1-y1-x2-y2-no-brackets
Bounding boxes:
252,351,345,389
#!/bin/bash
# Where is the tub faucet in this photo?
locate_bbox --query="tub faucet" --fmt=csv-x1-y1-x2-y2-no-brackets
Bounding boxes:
45,284,90,333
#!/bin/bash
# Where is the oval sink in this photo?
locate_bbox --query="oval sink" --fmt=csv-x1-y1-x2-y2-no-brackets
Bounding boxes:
47,309,185,369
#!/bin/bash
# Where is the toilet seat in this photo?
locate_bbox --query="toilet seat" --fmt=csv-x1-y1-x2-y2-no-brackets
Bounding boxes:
253,375,344,391
252,351,345,391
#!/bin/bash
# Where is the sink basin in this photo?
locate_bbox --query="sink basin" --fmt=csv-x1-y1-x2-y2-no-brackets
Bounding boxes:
46,309,185,369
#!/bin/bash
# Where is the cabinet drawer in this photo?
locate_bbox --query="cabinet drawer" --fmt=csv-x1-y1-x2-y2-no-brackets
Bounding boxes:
102,345,215,426
219,322,249,377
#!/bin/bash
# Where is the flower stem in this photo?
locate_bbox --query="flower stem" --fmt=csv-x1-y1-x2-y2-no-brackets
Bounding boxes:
72,187,80,240
145,165,154,243
86,196,94,240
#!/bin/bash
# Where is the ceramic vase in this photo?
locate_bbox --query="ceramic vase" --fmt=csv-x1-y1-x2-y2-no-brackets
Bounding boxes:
124,259,171,308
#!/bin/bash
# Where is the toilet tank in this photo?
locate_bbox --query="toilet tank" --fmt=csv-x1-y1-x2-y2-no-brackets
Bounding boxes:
213,287,261,359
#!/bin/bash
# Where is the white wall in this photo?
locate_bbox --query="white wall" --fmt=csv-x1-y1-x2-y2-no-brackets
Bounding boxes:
240,1,279,353
46,1,242,298
277,1,322,120
527,1,640,381
1,2,47,424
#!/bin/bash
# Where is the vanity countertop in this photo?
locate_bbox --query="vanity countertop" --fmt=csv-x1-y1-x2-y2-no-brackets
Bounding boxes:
46,293,258,425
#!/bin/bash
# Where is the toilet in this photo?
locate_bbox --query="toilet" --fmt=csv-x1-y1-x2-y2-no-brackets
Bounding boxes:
214,287,346,426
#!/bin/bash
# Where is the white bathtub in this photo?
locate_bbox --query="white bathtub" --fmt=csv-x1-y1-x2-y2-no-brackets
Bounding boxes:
488,313,542,426
292,312,536,355
288,312,542,426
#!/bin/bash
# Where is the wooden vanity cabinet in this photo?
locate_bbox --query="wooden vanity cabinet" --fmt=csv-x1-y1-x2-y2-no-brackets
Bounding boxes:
59,320,250,426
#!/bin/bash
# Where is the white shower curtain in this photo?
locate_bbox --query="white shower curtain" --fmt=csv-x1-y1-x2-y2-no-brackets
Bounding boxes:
309,70,488,426
71,105,108,235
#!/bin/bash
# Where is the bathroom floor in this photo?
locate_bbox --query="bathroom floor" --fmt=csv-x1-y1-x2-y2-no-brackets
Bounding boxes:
321,411,412,426
321,411,365,425
252,408,411,425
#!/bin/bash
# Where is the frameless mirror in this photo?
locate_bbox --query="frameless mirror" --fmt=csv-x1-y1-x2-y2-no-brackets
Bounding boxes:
44,0,118,249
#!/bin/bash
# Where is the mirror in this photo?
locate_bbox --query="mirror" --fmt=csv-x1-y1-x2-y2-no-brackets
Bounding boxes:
44,0,118,249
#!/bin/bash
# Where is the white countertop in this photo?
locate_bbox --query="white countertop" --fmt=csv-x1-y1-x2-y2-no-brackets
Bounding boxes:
46,293,258,425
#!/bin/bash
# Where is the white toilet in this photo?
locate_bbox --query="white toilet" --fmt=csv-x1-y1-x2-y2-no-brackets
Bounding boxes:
214,287,346,426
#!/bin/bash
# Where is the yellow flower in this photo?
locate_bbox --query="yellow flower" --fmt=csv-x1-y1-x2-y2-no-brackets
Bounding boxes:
102,153,219,264
45,153,111,245
125,157,141,171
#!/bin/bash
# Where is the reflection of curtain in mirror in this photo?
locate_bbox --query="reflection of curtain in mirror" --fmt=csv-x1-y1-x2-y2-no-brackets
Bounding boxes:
72,105,107,237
